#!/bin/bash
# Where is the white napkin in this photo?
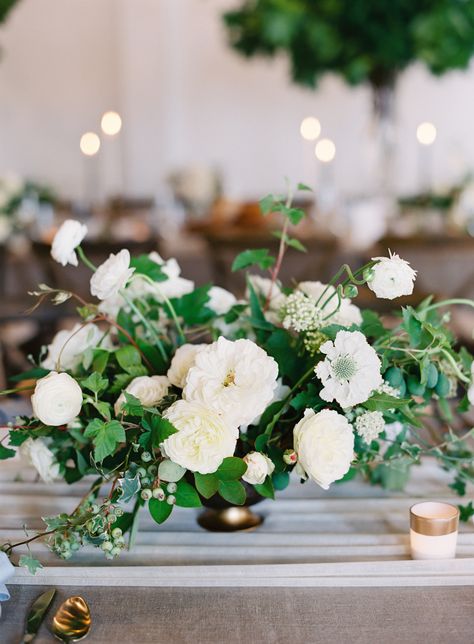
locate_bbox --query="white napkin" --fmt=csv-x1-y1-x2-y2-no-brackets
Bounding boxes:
0,551,14,601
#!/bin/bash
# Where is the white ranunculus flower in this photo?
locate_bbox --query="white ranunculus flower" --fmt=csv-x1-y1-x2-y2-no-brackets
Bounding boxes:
114,375,170,415
147,251,194,300
184,336,279,427
242,451,275,485
162,400,238,474
247,275,287,324
31,372,83,426
207,286,237,315
20,438,60,483
90,249,135,300
293,408,355,489
298,281,362,328
41,323,107,371
98,292,126,319
368,252,417,300
167,343,207,388
315,330,382,408
467,363,474,406
50,219,88,267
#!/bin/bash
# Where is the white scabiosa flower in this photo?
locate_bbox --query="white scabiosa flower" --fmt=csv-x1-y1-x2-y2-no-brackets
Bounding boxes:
50,219,88,267
298,281,362,328
90,249,135,300
31,372,83,426
368,252,417,300
41,323,107,371
207,286,237,315
184,337,279,427
315,330,382,408
114,375,170,415
20,438,60,483
167,343,207,389
162,400,238,474
242,451,275,484
293,409,354,489
355,410,385,444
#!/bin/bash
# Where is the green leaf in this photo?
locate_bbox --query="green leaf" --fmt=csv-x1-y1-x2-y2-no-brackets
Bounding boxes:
255,434,268,451
92,400,111,421
218,480,246,505
150,416,178,447
170,285,213,325
158,460,186,482
130,255,168,282
272,230,306,252
297,182,312,192
194,472,219,499
285,207,305,225
116,346,143,372
216,457,248,480
259,193,276,214
8,430,30,446
361,310,386,340
231,248,275,272
19,554,43,575
254,475,275,499
122,392,144,417
149,497,173,524
84,419,126,462
92,349,110,374
174,480,202,507
118,472,141,503
0,444,16,459
459,501,474,522
81,372,108,395
362,392,411,411
10,367,49,382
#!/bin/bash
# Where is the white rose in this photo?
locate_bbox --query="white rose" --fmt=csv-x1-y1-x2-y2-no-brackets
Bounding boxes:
41,323,107,371
242,451,275,484
90,249,135,300
167,343,207,388
162,400,238,474
50,219,88,267
20,438,60,483
293,408,355,489
207,286,237,315
114,375,170,415
184,337,279,427
31,372,83,426
368,252,417,300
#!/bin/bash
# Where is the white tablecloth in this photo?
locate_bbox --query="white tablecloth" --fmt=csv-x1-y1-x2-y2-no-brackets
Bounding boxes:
1,458,473,587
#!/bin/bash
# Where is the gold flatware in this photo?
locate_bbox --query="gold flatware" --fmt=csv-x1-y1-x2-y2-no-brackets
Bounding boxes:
52,596,91,643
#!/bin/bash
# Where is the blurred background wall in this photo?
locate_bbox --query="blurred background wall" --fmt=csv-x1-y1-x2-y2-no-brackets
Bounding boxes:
1,0,473,201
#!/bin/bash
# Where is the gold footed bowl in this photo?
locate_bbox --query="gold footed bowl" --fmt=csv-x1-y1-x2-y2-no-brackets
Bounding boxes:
197,484,264,532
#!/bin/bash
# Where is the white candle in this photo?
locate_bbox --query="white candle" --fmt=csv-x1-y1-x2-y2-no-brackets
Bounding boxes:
410,501,459,560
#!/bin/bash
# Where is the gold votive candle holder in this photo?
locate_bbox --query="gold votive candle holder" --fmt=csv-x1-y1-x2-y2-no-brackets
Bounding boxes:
410,501,459,560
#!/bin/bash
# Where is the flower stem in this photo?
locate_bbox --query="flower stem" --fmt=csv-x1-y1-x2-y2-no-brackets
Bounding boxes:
77,245,97,272
119,290,168,361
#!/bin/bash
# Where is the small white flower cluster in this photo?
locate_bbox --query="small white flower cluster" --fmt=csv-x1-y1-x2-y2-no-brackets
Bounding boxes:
355,410,385,444
378,381,400,398
281,291,323,333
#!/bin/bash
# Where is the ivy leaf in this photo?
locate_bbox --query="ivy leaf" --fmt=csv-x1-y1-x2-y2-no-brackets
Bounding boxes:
194,472,219,499
8,430,30,447
84,419,126,462
0,444,16,460
459,501,474,522
218,480,246,505
284,207,305,226
19,554,43,576
116,346,143,373
216,457,247,480
150,416,178,447
259,193,276,214
158,460,186,482
297,182,312,192
122,393,144,417
231,248,275,272
170,285,213,325
149,497,173,524
118,472,141,503
272,230,306,252
174,480,202,507
81,372,108,395
254,475,275,499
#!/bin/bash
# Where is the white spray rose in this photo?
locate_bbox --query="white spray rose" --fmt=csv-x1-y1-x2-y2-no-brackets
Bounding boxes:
20,438,60,483
50,219,88,267
162,400,238,474
31,372,83,426
293,409,355,489
114,375,170,415
184,336,279,427
167,343,207,388
207,286,237,315
90,249,135,300
368,252,417,300
242,451,275,485
41,323,107,371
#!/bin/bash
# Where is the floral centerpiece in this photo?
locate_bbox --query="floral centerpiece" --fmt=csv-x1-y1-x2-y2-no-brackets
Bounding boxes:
1,182,474,571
